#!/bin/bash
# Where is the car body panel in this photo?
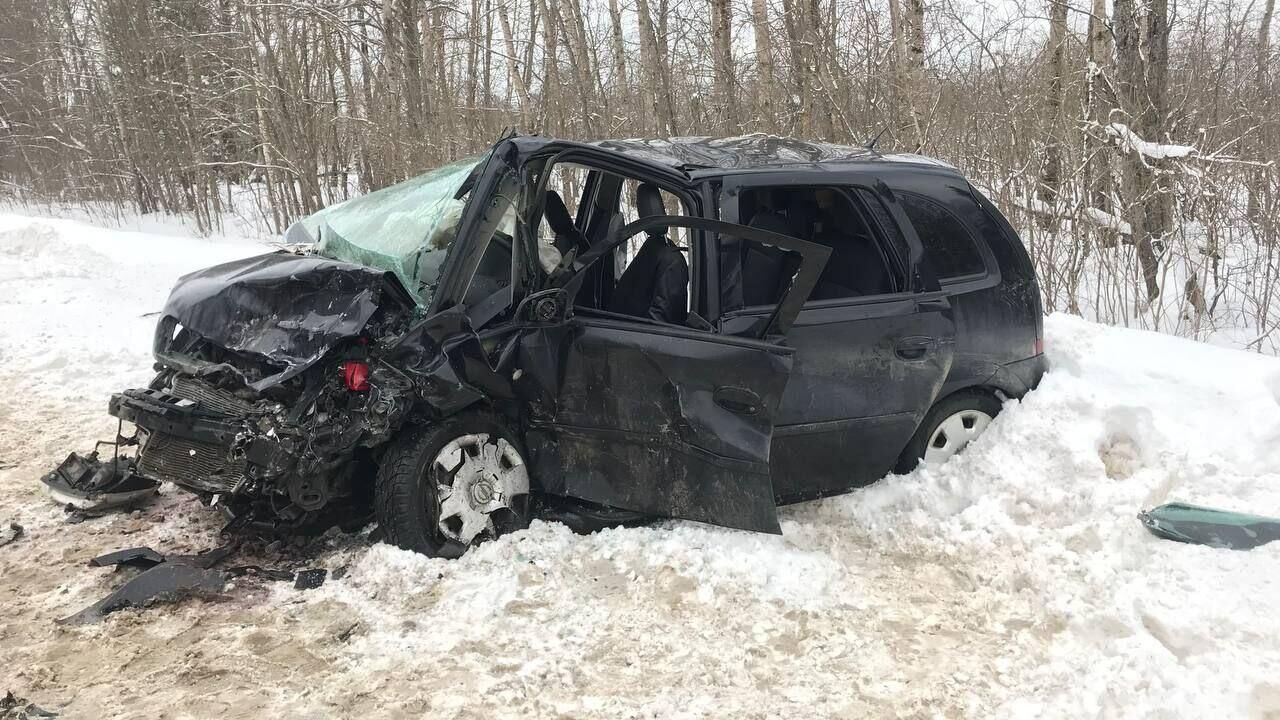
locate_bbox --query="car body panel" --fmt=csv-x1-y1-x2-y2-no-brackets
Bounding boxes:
519,318,795,533
730,294,958,502
883,169,1041,371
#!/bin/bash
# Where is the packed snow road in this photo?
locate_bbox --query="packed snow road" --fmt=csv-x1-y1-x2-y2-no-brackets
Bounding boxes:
1,213,1278,719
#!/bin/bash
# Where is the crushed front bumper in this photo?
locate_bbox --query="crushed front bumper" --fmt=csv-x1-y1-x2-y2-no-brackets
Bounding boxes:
108,385,294,496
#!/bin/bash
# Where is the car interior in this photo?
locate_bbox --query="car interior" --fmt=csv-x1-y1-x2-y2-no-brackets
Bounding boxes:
535,163,695,327
725,186,906,310
461,167,912,333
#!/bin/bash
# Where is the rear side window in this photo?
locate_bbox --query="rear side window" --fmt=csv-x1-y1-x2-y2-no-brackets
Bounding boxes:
723,185,904,307
898,192,987,280
855,188,910,277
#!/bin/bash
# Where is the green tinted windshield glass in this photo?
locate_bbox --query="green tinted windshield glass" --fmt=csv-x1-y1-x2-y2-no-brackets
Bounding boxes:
300,154,487,305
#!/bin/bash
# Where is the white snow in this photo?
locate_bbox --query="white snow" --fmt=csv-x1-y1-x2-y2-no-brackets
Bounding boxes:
1009,192,1134,235
0,214,261,403
2,213,1279,717
1106,122,1197,160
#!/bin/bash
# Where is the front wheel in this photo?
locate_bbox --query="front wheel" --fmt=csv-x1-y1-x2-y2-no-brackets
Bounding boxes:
895,391,1002,473
375,414,531,557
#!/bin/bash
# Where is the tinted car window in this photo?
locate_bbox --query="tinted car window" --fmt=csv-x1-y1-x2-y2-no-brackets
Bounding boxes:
855,188,910,282
726,186,902,306
898,192,987,279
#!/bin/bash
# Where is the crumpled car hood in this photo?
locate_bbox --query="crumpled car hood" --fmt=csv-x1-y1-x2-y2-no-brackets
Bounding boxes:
160,251,414,390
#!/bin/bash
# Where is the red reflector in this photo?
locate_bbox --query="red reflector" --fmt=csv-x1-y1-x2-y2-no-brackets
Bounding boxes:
1034,337,1045,355
342,361,370,392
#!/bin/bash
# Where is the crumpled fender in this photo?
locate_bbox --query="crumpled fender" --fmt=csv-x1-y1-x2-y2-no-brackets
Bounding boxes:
382,307,518,418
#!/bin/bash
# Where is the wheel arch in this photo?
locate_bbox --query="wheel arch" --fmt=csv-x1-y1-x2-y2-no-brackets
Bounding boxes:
930,383,1005,411
935,361,1028,410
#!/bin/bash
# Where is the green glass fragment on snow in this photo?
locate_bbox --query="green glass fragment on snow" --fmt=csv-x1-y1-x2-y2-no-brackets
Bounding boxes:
1139,502,1280,550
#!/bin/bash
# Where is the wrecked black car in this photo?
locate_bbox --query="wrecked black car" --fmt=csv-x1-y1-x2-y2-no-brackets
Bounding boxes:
82,134,1045,557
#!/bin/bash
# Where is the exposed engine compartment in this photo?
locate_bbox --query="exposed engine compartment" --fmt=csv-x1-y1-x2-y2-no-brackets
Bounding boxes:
96,250,446,530
113,335,418,528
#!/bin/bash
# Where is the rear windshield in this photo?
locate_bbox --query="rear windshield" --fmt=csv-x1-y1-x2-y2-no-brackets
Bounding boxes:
289,153,488,306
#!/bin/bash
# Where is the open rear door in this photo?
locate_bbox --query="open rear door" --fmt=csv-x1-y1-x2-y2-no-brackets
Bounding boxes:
520,217,829,533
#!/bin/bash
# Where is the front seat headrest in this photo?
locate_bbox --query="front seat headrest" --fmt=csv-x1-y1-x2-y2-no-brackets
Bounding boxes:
637,184,666,220
781,190,819,239
543,190,575,235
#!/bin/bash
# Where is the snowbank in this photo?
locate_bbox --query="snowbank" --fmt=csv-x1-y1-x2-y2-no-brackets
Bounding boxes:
1,214,1278,718
0,214,262,403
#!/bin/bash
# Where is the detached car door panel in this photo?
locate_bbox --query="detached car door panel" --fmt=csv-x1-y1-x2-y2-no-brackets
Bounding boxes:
520,216,829,533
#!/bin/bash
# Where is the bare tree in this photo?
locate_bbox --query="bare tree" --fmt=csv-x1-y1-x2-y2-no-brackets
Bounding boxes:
1040,0,1069,206
1,0,1278,350
710,0,736,132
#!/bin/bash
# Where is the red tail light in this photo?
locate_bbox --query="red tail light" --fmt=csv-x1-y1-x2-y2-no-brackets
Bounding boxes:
342,360,370,392
1034,337,1044,355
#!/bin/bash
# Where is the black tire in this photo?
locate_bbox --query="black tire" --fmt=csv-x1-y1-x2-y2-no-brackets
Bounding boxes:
895,390,1002,474
375,412,531,557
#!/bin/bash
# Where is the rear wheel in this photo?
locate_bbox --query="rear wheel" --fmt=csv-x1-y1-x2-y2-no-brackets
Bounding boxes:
375,413,531,557
896,391,1001,473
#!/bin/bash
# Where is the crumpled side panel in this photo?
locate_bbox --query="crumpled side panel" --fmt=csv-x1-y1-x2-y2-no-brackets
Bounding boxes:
382,307,518,418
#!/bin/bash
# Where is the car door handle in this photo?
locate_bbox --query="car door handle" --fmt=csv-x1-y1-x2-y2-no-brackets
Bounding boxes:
714,386,761,416
895,336,935,360
916,297,951,313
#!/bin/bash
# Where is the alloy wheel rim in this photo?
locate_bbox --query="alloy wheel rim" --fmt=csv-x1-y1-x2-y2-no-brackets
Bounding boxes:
430,433,529,545
922,409,993,466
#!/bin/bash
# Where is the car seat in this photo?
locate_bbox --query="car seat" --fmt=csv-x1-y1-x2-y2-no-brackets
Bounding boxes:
607,184,689,324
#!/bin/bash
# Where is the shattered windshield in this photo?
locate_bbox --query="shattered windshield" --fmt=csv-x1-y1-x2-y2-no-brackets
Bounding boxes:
293,153,488,306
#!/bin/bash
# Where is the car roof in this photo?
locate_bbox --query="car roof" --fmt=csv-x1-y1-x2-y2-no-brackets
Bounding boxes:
584,134,959,178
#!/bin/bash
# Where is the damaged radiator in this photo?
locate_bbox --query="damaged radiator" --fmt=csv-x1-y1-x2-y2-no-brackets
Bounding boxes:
137,432,246,494
169,376,254,417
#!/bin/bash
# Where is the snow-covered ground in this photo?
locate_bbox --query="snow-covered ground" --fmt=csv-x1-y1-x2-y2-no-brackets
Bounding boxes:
1,213,1278,718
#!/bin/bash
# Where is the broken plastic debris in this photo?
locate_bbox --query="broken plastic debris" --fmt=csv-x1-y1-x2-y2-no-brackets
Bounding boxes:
64,543,306,624
173,544,237,570
293,568,327,590
226,566,294,582
57,563,227,625
0,691,58,718
1139,502,1280,550
40,452,157,513
89,547,167,570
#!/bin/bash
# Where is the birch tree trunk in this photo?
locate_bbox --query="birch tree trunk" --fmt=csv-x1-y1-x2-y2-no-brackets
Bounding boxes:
1249,0,1275,220
1115,0,1163,301
1040,0,1068,205
750,0,777,131
710,0,737,132
1085,0,1115,212
891,0,926,149
607,0,630,96
498,5,532,118
637,0,675,134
